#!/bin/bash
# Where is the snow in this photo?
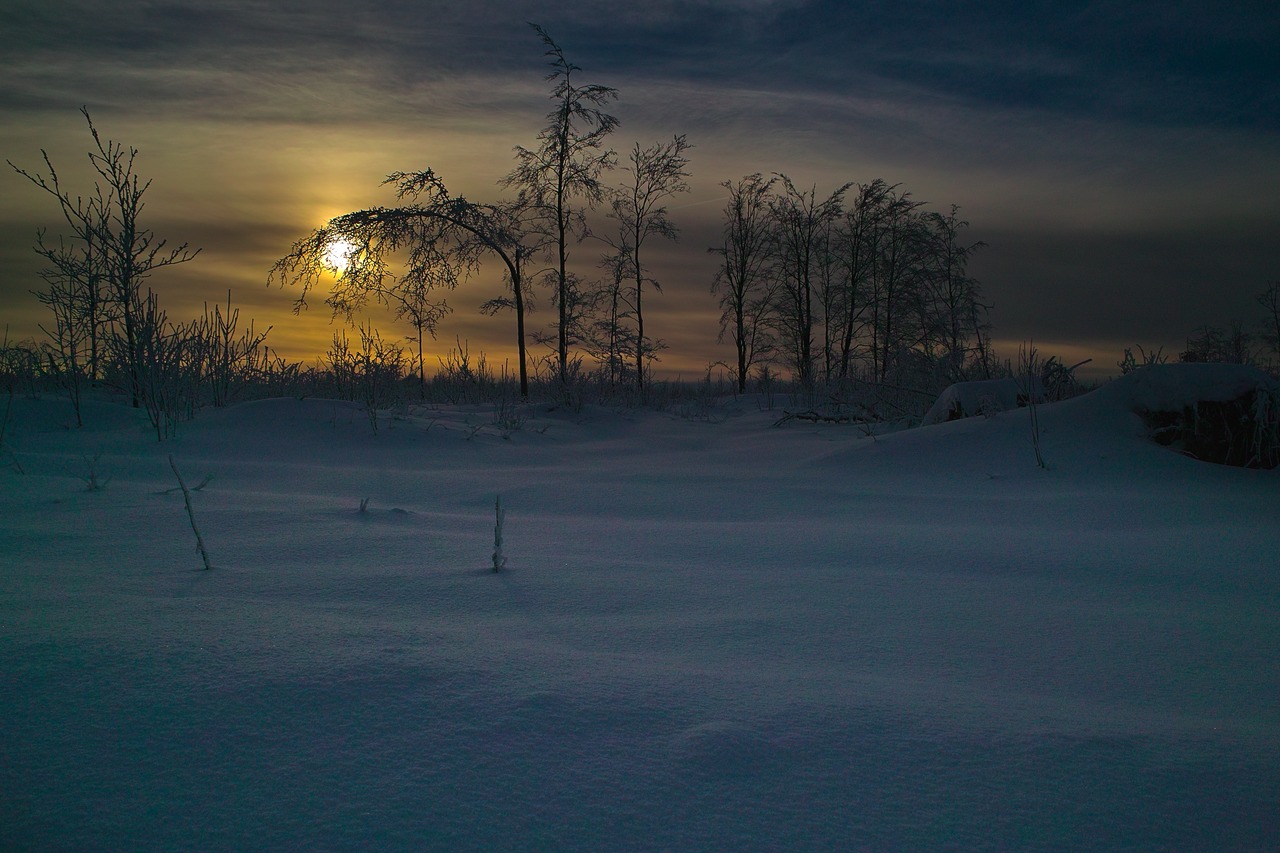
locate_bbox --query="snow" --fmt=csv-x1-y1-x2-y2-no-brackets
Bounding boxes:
1090,362,1280,412
2,366,1278,850
921,377,1027,425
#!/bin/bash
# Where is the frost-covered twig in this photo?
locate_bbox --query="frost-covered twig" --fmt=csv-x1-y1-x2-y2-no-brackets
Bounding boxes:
491,494,506,571
81,452,109,491
773,409,857,427
169,454,212,570
154,473,213,494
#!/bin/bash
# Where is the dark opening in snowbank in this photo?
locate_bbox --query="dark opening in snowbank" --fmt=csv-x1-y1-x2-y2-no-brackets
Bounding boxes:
1142,392,1278,468
1101,364,1280,469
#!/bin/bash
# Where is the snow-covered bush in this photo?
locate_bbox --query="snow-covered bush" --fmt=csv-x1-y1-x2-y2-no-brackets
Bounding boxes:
921,378,1027,425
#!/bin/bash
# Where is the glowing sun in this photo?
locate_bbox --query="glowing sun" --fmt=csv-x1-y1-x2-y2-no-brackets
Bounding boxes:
323,238,358,272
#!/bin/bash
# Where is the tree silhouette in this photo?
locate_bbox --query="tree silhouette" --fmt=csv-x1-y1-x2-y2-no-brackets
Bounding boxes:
503,24,618,387
271,169,537,397
602,135,692,391
711,174,777,393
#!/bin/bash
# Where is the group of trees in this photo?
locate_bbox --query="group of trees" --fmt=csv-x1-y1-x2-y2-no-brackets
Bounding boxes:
272,25,692,399
1178,282,1280,367
711,175,991,395
20,24,1276,437
7,110,279,435
272,24,991,404
1117,282,1280,373
11,25,991,418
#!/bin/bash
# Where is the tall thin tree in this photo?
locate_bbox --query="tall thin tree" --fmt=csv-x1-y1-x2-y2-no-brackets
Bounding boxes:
503,24,618,386
769,175,849,389
833,179,892,381
711,174,777,393
604,135,692,391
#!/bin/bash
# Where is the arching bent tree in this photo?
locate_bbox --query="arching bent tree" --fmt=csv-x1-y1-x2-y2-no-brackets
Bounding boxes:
270,168,536,397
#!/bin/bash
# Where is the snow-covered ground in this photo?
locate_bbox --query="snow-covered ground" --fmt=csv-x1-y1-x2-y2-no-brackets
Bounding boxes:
3,367,1278,850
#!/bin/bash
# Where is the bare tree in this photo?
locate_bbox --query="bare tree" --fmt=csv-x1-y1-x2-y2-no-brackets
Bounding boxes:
34,270,92,426
502,24,618,386
921,205,990,380
866,187,925,384
581,251,635,387
831,179,891,381
10,142,109,390
11,109,199,409
710,174,777,393
768,175,849,390
271,169,537,397
602,135,692,391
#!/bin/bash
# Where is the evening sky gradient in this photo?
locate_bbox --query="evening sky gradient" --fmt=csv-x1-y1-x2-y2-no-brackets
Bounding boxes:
3,1,1278,378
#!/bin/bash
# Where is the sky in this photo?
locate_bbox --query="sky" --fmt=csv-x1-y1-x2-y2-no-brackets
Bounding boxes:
3,0,1278,380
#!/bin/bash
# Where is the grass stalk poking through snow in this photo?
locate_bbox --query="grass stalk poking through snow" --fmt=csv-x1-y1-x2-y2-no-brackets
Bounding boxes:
169,454,212,570
1019,341,1047,470
492,494,506,571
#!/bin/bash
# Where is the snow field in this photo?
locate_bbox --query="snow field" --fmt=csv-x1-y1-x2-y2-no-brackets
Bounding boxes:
2,375,1278,849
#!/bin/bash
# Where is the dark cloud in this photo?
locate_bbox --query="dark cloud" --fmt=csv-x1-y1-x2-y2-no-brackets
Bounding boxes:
3,0,1278,374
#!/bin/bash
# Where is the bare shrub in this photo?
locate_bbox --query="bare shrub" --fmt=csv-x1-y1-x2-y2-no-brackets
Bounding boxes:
1018,342,1047,470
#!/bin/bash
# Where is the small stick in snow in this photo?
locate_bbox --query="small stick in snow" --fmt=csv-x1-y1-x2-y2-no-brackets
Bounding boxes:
169,454,212,570
492,494,506,571
154,473,213,495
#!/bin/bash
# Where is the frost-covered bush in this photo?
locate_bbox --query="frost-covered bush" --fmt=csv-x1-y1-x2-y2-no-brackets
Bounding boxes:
921,378,1027,425
325,325,408,433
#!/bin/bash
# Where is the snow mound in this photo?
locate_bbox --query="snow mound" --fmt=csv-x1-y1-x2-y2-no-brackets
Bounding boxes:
1082,363,1280,468
921,377,1028,425
1089,363,1279,413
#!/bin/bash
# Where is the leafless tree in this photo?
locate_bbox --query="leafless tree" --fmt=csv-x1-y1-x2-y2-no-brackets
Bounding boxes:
10,109,199,409
34,274,91,426
502,24,618,386
768,175,850,390
920,205,990,380
710,174,778,392
602,135,692,391
271,169,537,397
866,187,925,384
581,251,635,387
831,179,891,381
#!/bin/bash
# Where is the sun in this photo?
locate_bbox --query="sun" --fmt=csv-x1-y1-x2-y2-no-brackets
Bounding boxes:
323,238,358,273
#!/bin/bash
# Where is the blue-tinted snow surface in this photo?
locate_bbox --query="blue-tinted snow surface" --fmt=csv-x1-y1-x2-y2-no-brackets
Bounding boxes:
2,371,1277,850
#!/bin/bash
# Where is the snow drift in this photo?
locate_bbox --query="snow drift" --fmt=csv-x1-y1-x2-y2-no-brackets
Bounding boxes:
1,369,1277,849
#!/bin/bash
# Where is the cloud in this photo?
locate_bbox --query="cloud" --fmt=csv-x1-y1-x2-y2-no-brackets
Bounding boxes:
3,0,1279,377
